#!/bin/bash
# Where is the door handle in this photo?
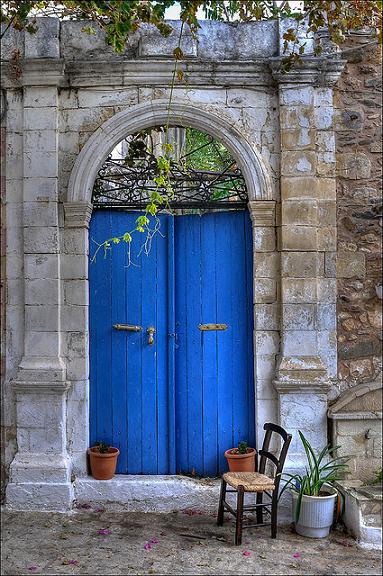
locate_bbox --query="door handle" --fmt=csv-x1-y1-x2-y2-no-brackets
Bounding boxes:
198,324,228,331
147,326,156,345
113,324,142,332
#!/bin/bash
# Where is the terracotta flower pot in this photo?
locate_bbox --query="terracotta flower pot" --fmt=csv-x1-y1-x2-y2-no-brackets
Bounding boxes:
224,447,256,472
88,447,120,480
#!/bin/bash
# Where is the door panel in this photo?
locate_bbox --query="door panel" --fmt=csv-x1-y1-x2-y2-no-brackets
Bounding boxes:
89,209,254,476
89,211,171,474
175,211,254,476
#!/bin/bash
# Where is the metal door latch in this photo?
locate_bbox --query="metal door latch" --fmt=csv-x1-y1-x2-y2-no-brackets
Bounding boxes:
198,323,228,331
113,324,142,332
147,326,156,345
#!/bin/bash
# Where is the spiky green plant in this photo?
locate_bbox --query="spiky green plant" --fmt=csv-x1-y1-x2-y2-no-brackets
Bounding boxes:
280,430,349,523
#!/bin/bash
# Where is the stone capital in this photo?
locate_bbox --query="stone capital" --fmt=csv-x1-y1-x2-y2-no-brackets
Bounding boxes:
249,201,276,227
273,355,331,394
64,202,93,228
15,356,67,386
270,56,346,87
22,59,65,87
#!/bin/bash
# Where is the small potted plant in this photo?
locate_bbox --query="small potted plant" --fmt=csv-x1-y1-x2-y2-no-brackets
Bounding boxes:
224,441,256,472
88,441,120,480
280,431,349,538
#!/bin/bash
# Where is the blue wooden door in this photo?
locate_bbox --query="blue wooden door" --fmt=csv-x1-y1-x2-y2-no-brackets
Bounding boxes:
89,209,254,476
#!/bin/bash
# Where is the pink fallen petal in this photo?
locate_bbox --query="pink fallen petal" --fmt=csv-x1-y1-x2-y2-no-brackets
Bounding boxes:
98,528,111,535
242,550,251,557
94,508,105,513
68,560,79,565
144,543,152,550
293,552,301,558
28,567,38,572
150,538,159,544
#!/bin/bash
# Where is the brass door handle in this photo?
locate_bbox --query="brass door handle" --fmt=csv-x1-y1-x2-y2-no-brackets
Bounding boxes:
147,326,156,345
199,323,228,331
113,324,142,332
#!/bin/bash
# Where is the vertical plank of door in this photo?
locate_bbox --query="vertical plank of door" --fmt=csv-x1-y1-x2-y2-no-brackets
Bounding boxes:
126,218,144,474
186,216,203,475
156,215,171,473
215,212,235,472
141,220,159,474
230,211,248,449
89,211,113,448
110,211,128,472
166,216,176,474
245,211,256,446
175,217,188,473
201,213,218,476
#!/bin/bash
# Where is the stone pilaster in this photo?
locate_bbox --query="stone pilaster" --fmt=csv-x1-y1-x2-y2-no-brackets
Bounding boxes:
6,54,73,510
271,57,345,468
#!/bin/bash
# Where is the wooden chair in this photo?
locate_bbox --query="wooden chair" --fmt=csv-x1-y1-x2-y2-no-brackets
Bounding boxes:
217,422,292,545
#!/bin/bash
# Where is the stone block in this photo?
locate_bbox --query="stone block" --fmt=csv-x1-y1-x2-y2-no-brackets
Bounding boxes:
281,128,315,150
337,251,366,279
282,278,317,303
23,201,58,227
280,226,317,251
313,106,333,129
77,88,138,108
256,399,278,431
23,151,58,178
281,151,316,176
254,253,279,278
59,132,80,154
24,87,57,108
255,331,280,355
139,21,197,58
256,354,277,381
24,130,57,153
282,304,316,330
313,88,333,107
25,305,59,332
280,86,313,106
25,278,59,305
61,305,87,332
282,252,323,278
317,226,336,251
253,278,277,303
227,89,271,108
25,254,59,279
66,356,89,381
325,252,336,278
315,131,335,153
25,331,60,357
24,227,58,254
23,177,58,202
24,108,57,131
281,177,318,200
61,255,88,280
6,254,23,279
252,227,276,252
64,280,89,306
62,229,88,255
281,200,318,226
317,278,336,302
256,378,278,400
280,106,313,130
25,17,60,59
317,304,336,330
254,304,279,331
17,401,45,428
63,333,88,359
283,330,318,356
318,200,336,226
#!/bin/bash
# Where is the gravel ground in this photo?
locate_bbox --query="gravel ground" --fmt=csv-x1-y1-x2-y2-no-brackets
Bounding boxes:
1,508,381,576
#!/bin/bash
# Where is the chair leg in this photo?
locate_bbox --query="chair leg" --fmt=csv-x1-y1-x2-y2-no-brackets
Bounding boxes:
235,485,244,546
217,479,227,527
271,491,278,539
256,492,263,525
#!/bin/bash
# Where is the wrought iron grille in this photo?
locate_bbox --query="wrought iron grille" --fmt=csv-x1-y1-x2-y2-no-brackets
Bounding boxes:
92,129,248,210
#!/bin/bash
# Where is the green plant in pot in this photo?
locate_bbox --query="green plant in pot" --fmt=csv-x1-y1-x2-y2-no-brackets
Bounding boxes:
280,431,349,538
88,441,120,480
224,440,256,472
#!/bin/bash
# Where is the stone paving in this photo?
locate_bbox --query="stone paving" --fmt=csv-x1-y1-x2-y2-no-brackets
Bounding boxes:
1,508,381,575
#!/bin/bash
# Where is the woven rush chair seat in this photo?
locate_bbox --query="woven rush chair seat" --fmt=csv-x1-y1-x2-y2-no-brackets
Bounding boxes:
223,472,275,492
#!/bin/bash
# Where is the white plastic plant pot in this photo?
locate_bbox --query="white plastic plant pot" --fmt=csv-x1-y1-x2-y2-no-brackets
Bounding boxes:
292,486,338,538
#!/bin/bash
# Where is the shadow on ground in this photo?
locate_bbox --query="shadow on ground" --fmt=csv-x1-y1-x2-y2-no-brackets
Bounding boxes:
1,508,381,575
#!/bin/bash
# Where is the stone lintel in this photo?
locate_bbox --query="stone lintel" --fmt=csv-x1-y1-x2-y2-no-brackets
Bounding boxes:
64,202,93,228
328,411,382,421
249,201,276,227
270,56,346,87
13,380,70,394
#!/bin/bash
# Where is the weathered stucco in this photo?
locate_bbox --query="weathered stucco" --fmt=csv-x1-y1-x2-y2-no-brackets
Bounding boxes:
0,17,380,511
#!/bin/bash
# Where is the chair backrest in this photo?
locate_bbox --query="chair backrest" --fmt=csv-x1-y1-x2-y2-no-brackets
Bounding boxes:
258,423,292,490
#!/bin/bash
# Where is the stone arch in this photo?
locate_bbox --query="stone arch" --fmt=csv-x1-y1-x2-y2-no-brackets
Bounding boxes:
67,98,274,205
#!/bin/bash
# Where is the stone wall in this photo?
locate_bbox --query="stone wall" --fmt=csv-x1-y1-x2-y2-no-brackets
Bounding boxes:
334,34,382,400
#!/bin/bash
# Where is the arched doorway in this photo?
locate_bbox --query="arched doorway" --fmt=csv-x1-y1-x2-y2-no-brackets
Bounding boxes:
88,126,254,476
